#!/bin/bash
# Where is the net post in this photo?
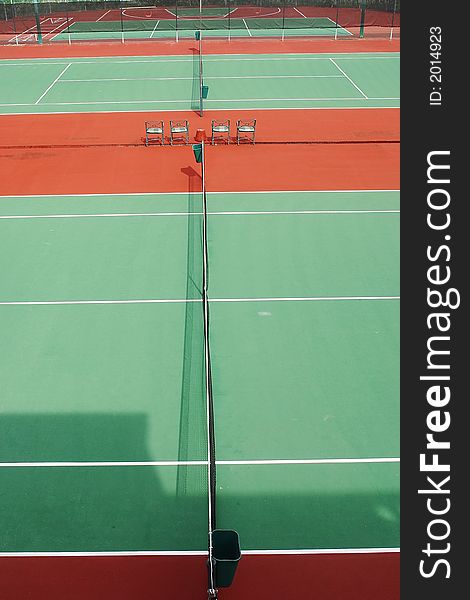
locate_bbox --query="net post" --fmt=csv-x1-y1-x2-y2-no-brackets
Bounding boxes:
66,6,71,45
228,0,231,42
120,0,124,43
281,2,285,41
11,3,19,45
175,0,179,42
33,0,42,45
390,0,397,41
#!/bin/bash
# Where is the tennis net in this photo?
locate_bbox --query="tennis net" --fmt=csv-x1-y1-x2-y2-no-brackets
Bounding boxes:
198,141,218,598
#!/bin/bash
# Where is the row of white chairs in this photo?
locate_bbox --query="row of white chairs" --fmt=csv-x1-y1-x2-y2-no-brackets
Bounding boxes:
145,119,256,146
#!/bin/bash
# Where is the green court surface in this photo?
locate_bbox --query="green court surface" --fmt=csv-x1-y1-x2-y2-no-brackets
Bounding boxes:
0,53,400,114
0,190,399,553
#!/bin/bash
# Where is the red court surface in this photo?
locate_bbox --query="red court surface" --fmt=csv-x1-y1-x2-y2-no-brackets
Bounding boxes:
0,142,399,195
0,37,399,60
0,108,399,148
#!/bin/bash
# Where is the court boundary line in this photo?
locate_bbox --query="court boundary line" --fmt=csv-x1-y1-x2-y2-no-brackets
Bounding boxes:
0,458,400,468
242,18,253,37
0,190,400,199
325,16,354,37
0,105,400,116
0,297,400,306
0,210,400,220
0,53,400,67
95,10,111,22
0,548,400,557
149,20,161,39
1,97,395,108
58,75,345,82
293,7,307,19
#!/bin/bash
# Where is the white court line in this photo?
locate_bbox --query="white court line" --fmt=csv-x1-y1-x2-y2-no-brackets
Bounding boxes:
49,20,75,42
0,297,400,306
59,75,345,82
210,296,400,303
0,299,201,306
0,54,400,67
206,98,372,102
0,190,399,199
293,7,308,18
242,18,253,37
0,548,399,557
96,9,111,22
1,106,400,116
0,97,390,108
325,16,354,37
43,18,74,41
0,52,400,66
149,20,160,38
0,210,400,220
5,17,52,44
330,58,368,99
208,189,400,194
0,458,400,468
35,63,71,105
243,548,400,555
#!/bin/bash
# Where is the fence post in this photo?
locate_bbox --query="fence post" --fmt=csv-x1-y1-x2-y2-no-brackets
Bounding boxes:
390,0,397,41
359,0,366,39
175,0,178,42
33,0,43,44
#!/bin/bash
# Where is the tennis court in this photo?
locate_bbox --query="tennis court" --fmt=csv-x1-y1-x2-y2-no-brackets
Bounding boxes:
52,16,355,42
0,189,399,546
0,52,399,113
0,9,400,599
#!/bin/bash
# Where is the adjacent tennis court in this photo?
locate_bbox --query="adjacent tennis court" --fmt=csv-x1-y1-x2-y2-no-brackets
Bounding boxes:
50,15,355,42
0,52,400,113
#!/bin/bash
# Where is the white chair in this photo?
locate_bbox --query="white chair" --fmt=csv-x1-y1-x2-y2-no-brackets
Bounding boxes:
170,120,190,145
236,119,256,145
211,119,230,145
145,120,164,146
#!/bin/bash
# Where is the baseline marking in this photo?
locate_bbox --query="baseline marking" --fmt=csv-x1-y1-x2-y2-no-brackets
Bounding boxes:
0,190,399,199
0,457,400,467
0,297,400,306
59,75,345,82
0,97,392,108
0,210,400,220
0,54,400,67
0,548,400,557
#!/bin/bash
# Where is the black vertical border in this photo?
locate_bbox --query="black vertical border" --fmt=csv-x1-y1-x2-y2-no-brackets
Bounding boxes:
401,2,466,599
